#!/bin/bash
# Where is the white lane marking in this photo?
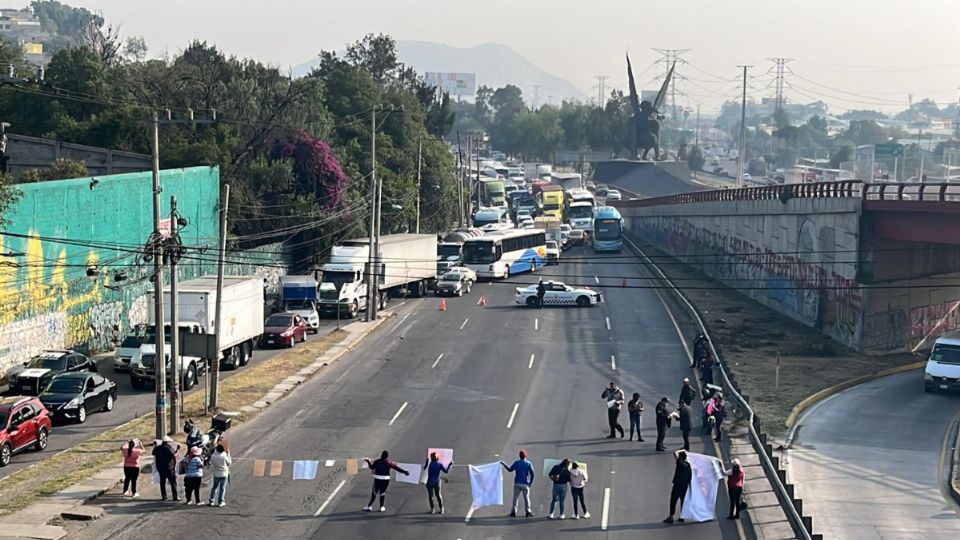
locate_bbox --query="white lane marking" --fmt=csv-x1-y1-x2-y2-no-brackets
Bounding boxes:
431,353,444,369
388,402,409,426
601,487,611,530
534,318,539,331
333,362,358,384
528,354,535,369
605,317,611,331
594,276,600,284
464,505,476,522
610,355,617,371
476,297,483,305
313,479,347,516
506,403,520,429
654,291,694,362
324,460,335,467
459,318,469,331
386,313,410,335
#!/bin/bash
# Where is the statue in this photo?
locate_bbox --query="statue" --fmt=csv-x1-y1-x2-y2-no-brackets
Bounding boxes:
627,53,672,161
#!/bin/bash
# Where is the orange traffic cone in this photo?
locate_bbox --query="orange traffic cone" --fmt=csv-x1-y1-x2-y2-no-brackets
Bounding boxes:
440,298,447,312
479,295,487,307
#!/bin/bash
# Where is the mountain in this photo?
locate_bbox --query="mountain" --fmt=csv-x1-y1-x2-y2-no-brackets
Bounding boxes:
292,41,585,104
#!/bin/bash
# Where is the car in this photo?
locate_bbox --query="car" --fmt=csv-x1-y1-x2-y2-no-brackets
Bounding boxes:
712,166,727,176
519,217,535,229
0,396,52,467
595,186,609,197
514,280,602,308
924,332,960,393
436,271,473,297
260,313,308,348
39,372,117,424
444,266,478,283
605,189,622,201
113,333,144,371
6,350,97,396
560,231,570,250
585,181,597,192
741,173,752,181
545,240,561,265
567,229,586,246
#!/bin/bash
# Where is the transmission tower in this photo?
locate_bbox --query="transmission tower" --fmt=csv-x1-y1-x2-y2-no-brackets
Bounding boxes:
768,57,793,111
651,48,691,123
593,75,609,108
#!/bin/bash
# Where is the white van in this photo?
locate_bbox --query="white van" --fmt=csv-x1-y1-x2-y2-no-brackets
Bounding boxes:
924,331,960,393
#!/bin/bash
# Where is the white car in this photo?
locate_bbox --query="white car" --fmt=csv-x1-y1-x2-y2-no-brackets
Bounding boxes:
605,189,622,201
519,217,535,228
444,266,478,283
514,280,602,308
544,240,561,265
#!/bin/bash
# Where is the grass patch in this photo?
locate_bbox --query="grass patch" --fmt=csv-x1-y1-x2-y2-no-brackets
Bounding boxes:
0,330,345,516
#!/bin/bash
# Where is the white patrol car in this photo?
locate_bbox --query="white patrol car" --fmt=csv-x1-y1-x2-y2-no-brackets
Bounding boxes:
515,280,602,308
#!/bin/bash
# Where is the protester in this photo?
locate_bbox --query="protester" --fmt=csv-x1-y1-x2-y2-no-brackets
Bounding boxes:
655,397,672,452
678,377,696,406
152,436,180,501
208,444,232,507
601,382,625,439
182,446,204,505
569,461,590,519
692,333,708,368
707,394,726,442
501,450,535,517
548,458,571,520
424,452,452,515
701,351,716,385
724,458,746,519
363,451,410,512
120,439,143,498
663,450,692,524
678,401,693,451
627,393,644,442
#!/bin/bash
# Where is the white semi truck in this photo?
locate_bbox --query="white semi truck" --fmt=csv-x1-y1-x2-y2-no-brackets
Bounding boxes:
130,276,265,390
318,234,437,318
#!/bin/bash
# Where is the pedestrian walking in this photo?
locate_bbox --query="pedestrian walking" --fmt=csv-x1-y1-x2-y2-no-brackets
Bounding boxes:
627,393,644,442
678,377,696,407
655,397,672,452
536,279,546,309
601,382,625,439
707,394,726,442
152,436,180,501
692,333,708,368
663,450,692,524
700,351,715,386
182,446,204,505
363,451,410,512
569,462,590,519
548,458,571,519
678,401,693,451
530,257,537,273
724,458,746,519
501,450,535,517
208,444,231,507
120,439,143,498
424,452,452,515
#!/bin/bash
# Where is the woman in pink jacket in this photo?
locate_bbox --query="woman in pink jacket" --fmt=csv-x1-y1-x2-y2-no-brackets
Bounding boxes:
121,439,144,497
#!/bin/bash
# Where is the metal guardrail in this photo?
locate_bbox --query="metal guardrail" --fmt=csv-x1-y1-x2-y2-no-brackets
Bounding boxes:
864,182,960,202
624,236,814,540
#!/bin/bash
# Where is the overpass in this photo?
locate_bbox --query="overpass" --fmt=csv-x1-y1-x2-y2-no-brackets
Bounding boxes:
611,181,960,353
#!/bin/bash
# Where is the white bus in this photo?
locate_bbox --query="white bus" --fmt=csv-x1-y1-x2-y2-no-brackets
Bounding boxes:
462,229,547,279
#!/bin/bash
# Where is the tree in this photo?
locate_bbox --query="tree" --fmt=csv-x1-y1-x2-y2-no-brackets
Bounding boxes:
19,159,89,183
829,144,854,169
80,19,122,65
31,0,102,41
686,145,705,171
123,36,147,62
0,172,22,228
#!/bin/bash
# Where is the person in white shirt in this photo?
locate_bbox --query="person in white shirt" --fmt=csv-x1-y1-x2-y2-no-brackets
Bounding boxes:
208,444,232,507
569,461,590,519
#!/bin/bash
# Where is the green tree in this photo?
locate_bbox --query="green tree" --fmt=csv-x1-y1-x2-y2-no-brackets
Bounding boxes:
829,144,854,169
686,145,705,171
0,173,22,228
19,159,89,183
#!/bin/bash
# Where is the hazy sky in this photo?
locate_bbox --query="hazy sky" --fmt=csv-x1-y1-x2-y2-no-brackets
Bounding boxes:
24,0,960,114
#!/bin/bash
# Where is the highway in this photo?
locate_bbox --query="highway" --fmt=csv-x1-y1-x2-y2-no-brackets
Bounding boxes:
788,370,960,539
70,246,742,540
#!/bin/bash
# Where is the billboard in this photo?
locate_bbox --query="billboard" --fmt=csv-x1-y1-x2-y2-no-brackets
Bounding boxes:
423,72,477,97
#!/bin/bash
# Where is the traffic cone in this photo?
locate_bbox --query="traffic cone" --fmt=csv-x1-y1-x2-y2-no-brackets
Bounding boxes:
479,295,487,307
440,298,447,312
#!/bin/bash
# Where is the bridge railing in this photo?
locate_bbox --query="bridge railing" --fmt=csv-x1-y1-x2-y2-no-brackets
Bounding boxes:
614,180,865,207
864,182,960,202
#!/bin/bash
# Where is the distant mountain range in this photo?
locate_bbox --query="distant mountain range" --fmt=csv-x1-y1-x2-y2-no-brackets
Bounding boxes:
292,41,585,104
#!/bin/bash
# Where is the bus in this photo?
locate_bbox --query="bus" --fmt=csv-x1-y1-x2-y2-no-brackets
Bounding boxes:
593,207,624,252
462,229,547,279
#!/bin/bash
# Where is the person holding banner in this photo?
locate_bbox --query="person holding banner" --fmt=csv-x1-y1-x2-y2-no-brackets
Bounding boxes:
501,450,535,517
363,451,409,512
601,382,625,439
724,458,746,519
569,462,590,519
663,450,692,524
423,452,452,515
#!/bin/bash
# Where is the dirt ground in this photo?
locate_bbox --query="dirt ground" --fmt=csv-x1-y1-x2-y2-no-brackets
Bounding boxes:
643,244,920,437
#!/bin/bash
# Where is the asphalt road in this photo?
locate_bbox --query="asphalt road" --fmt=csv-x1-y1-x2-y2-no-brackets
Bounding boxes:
788,370,960,539
0,318,342,478
71,246,742,540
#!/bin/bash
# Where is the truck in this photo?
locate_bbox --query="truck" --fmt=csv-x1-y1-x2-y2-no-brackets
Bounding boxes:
534,217,563,244
437,242,463,274
539,185,565,221
551,172,584,191
280,275,321,333
318,234,437,318
479,178,506,207
524,163,553,180
130,276,265,390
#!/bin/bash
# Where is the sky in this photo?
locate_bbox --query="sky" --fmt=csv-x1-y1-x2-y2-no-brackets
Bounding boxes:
22,0,960,115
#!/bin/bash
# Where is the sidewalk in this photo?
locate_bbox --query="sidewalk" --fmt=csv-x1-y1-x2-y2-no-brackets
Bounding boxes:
0,315,389,540
726,426,796,540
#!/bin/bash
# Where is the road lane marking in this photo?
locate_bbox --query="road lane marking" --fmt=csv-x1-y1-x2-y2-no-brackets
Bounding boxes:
605,317,611,331
528,354,535,369
313,479,347,516
611,355,617,370
465,505,476,522
386,313,410,335
594,276,600,284
476,297,483,305
459,318,469,331
534,318,539,331
654,290,693,362
388,402,409,426
506,403,520,429
333,362,358,384
601,487,611,530
431,353,444,369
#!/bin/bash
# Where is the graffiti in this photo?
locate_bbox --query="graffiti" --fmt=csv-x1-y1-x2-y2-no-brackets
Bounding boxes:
909,300,960,347
0,312,66,376
864,310,909,351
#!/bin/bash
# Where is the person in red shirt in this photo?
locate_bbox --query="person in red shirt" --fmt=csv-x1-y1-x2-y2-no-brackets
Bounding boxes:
724,458,746,519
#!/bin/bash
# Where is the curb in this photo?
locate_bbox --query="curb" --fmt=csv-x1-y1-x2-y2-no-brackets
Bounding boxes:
946,412,960,508
784,360,925,429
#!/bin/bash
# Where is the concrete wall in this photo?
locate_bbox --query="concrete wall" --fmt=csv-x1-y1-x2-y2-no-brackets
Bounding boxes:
0,166,285,377
6,133,151,178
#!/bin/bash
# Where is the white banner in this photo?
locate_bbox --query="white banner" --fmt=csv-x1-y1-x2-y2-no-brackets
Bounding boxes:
469,462,503,508
680,452,725,522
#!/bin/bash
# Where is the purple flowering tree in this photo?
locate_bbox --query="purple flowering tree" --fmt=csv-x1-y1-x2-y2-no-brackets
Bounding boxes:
271,130,349,210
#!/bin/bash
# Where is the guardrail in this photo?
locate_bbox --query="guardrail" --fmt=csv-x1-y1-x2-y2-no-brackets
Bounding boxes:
864,182,960,202
624,235,815,540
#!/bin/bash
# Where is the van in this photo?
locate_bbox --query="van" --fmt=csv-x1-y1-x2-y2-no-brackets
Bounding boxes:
924,331,960,393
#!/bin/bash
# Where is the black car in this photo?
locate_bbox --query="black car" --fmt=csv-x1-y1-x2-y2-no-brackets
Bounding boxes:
6,350,97,396
38,372,117,423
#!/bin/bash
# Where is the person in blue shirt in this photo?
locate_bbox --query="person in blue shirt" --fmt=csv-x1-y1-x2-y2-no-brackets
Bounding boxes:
500,450,535,517
423,452,452,514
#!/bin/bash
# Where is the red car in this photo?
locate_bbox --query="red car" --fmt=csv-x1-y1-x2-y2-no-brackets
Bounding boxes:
0,396,52,467
260,312,308,348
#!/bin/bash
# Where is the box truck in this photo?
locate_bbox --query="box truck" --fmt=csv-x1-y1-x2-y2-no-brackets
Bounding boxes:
280,275,320,333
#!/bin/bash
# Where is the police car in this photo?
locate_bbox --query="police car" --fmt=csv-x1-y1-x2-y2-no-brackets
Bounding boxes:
515,281,602,308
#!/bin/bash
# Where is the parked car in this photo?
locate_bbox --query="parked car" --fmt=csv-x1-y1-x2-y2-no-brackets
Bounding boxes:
605,189,622,201
436,271,473,297
6,350,97,396
39,372,117,424
260,313,308,348
0,396,52,467
514,280,602,308
545,240,561,265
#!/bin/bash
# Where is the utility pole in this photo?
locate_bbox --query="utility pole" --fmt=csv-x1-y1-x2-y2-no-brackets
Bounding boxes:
416,136,422,234
150,112,167,439
593,75,609,108
365,106,378,322
168,195,180,432
210,184,229,411
737,65,752,189
532,85,542,109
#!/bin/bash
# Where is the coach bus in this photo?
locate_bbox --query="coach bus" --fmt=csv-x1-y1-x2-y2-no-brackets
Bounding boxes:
462,229,547,279
593,206,624,252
